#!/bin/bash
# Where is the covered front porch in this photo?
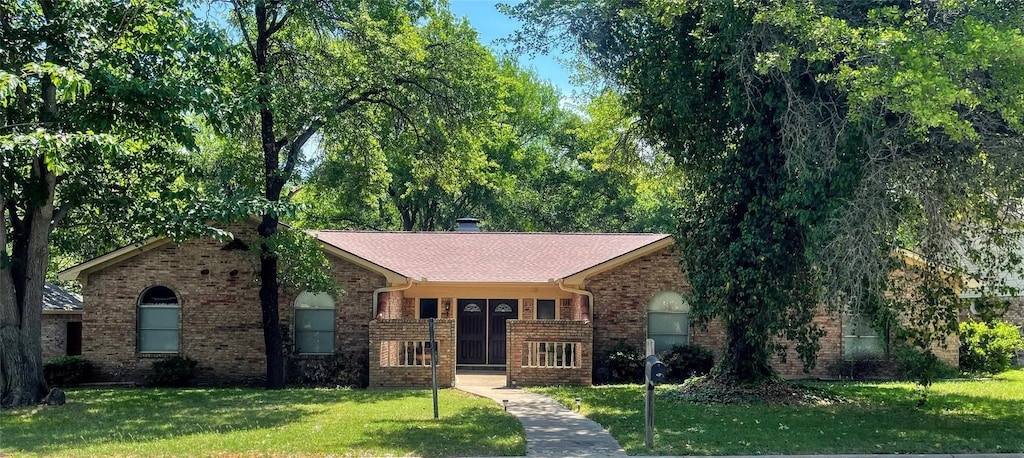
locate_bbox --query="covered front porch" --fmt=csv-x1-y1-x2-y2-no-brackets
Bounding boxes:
368,318,592,388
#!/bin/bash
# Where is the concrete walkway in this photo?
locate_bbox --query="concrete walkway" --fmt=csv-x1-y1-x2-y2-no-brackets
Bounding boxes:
456,373,627,457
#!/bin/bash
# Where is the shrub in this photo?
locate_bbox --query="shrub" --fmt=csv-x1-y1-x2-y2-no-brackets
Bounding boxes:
960,319,1024,375
43,356,93,387
658,344,714,381
894,344,958,407
830,353,890,380
594,340,644,384
146,356,198,387
894,345,958,386
289,352,368,388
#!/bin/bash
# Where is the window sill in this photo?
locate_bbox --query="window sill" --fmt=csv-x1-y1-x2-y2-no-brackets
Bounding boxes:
137,352,179,358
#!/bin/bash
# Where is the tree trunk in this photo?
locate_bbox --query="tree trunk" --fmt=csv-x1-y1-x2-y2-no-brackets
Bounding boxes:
0,158,54,407
720,318,775,384
258,214,285,389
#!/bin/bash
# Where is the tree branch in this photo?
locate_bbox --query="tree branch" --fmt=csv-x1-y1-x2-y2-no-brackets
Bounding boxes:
231,0,257,61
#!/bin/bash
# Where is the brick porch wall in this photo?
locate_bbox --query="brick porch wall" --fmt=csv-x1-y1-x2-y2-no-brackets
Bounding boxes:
42,313,82,361
369,319,456,388
507,320,592,386
81,222,385,385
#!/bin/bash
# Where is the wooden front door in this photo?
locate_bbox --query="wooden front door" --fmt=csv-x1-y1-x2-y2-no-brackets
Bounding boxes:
457,299,486,364
488,299,518,365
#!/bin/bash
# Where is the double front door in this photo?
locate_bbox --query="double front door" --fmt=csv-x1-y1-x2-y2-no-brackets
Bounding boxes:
456,299,518,365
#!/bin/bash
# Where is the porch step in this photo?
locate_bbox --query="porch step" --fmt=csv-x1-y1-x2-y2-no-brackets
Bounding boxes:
457,364,506,374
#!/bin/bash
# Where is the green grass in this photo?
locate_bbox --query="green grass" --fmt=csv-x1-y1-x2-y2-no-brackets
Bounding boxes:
531,369,1024,455
0,387,525,457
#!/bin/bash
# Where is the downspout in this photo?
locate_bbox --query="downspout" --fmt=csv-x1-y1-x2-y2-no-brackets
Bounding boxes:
557,279,594,323
373,280,416,319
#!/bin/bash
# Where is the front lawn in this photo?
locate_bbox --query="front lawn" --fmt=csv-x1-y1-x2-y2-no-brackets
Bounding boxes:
532,369,1024,455
0,387,525,457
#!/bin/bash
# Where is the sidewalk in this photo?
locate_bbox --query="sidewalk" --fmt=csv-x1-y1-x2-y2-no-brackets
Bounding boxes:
456,373,627,457
455,373,1024,458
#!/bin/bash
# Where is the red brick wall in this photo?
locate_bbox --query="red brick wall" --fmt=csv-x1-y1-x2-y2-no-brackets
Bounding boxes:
587,247,691,357
586,247,848,379
507,320,592,386
369,319,456,388
42,313,82,361
81,222,385,385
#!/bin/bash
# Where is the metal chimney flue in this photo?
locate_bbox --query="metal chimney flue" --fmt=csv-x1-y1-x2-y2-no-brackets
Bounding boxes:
455,217,481,232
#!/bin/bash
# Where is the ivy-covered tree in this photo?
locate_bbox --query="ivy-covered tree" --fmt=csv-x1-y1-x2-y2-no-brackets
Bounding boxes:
1,0,220,407
508,0,1024,384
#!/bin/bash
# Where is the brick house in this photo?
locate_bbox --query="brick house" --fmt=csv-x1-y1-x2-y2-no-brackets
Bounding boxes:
42,282,83,361
58,219,941,387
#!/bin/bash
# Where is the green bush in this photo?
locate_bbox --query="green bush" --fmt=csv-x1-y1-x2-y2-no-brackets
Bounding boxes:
146,356,198,387
894,345,958,406
289,352,368,388
658,344,714,381
43,356,93,387
959,319,1024,375
594,340,644,384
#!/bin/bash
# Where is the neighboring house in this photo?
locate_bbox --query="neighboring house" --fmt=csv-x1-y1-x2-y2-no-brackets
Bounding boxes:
959,241,1024,364
58,219,951,387
42,282,83,361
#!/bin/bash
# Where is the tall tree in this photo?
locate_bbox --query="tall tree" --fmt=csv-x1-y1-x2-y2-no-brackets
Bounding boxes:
298,59,680,233
508,0,1024,384
217,0,493,388
0,0,220,406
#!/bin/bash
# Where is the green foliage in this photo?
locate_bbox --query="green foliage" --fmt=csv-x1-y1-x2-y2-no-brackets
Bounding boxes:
893,344,958,406
959,319,1024,375
894,346,958,387
658,343,714,382
146,356,198,388
42,356,93,387
262,227,338,295
288,352,368,388
594,340,643,384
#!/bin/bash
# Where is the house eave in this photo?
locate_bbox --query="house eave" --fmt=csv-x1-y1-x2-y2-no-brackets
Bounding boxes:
562,236,675,284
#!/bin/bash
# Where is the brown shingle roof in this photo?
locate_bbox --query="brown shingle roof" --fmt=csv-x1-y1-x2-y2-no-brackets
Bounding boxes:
312,231,671,283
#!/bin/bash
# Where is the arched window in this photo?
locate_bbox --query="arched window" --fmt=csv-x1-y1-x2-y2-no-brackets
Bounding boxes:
294,292,335,354
647,291,690,353
138,286,180,353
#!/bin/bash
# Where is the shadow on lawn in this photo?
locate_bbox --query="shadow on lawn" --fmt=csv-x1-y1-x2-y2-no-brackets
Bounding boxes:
347,406,527,457
0,387,428,455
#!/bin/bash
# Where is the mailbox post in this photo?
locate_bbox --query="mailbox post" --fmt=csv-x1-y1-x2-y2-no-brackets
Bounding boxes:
644,340,666,449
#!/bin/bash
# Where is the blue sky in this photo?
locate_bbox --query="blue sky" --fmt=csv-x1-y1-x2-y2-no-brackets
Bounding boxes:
448,0,574,94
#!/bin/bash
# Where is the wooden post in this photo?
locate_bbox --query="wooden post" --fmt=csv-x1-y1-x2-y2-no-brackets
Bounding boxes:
645,338,655,449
